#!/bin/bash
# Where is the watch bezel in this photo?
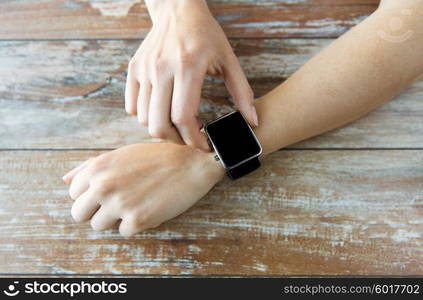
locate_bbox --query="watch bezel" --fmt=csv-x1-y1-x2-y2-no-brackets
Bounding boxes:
204,110,263,170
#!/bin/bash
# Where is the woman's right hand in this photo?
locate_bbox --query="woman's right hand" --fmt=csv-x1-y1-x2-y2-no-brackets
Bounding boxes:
125,0,258,152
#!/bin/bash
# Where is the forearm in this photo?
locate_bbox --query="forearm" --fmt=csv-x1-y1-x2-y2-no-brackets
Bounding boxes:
254,2,423,157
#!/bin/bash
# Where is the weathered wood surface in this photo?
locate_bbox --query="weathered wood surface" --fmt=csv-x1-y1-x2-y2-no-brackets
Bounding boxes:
1,0,422,276
1,39,423,149
0,0,378,39
0,150,422,275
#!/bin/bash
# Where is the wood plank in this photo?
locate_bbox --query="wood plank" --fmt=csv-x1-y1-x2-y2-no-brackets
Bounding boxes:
1,39,422,149
0,0,378,39
0,150,421,275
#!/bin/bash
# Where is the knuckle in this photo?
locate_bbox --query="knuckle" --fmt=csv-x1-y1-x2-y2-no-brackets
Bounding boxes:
177,49,198,68
90,154,109,171
155,56,167,69
137,55,147,67
128,58,138,72
151,57,168,79
114,194,126,210
116,198,136,216
91,177,114,196
89,158,103,171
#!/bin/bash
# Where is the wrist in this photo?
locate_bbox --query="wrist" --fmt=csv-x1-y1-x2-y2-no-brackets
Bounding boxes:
145,0,209,23
251,100,281,160
201,151,226,183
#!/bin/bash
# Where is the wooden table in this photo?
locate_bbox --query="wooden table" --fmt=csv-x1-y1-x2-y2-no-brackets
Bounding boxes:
0,0,422,275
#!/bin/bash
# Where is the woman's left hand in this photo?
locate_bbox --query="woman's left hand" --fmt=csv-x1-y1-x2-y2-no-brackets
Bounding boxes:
62,143,224,237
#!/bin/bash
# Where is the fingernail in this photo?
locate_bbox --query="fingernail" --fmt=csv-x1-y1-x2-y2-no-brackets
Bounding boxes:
251,106,259,127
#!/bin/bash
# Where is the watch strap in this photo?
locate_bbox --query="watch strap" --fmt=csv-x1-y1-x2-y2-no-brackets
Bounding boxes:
227,157,261,180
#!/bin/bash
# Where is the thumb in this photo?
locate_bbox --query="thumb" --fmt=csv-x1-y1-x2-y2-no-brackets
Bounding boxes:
223,55,258,127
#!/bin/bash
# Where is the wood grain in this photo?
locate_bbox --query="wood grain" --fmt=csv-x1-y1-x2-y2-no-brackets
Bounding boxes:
1,0,422,277
0,0,378,39
1,39,422,149
0,150,421,275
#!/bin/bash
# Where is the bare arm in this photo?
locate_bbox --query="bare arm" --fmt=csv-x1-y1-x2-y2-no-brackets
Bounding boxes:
64,0,423,236
254,0,423,157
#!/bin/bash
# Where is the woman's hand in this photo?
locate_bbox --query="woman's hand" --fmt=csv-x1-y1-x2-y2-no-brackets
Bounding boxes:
125,0,258,152
62,143,225,237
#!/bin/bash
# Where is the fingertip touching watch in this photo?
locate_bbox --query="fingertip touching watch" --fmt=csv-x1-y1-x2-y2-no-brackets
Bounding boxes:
205,110,263,180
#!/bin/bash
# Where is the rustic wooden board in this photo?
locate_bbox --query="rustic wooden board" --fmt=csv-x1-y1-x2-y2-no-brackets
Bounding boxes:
1,39,422,149
0,0,378,39
0,150,421,275
1,0,421,277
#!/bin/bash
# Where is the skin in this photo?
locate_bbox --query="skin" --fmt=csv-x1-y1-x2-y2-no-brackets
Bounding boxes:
125,0,258,152
63,0,423,237
64,143,223,236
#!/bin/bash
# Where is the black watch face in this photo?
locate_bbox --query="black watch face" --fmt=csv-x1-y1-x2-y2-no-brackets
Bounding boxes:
205,111,262,168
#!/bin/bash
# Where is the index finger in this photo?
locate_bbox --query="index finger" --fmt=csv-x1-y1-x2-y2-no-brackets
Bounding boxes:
171,69,210,152
124,59,139,115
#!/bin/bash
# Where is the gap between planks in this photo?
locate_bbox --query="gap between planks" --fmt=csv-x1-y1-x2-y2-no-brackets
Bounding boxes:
1,148,423,152
0,37,341,42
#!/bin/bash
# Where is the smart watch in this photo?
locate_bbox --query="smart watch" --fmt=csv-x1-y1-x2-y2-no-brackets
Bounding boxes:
204,111,263,180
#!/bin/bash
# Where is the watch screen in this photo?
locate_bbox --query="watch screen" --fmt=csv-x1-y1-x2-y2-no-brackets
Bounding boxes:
206,111,261,168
